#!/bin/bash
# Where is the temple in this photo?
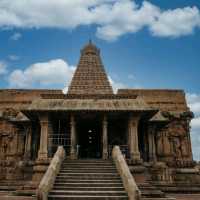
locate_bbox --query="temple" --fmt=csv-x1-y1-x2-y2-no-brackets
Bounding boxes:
0,41,199,200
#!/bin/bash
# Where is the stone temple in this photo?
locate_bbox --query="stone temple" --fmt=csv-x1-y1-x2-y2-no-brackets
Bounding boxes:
0,41,200,200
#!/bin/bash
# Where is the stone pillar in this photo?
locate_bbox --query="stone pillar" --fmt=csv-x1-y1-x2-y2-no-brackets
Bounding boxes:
38,114,49,160
48,121,53,157
70,114,77,159
24,126,32,160
32,113,50,184
128,113,141,163
148,124,157,162
102,115,108,159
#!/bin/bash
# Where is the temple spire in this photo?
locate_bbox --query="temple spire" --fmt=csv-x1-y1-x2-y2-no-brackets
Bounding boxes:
67,41,113,95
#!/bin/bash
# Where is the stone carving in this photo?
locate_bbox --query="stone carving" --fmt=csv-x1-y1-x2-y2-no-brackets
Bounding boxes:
2,108,18,119
155,112,194,167
0,118,26,180
156,131,171,157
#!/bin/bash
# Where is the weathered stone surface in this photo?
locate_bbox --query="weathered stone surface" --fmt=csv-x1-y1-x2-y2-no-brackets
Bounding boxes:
112,146,141,200
68,41,113,95
37,146,65,200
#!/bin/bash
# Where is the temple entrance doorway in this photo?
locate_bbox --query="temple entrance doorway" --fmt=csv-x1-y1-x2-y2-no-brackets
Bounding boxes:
77,114,102,158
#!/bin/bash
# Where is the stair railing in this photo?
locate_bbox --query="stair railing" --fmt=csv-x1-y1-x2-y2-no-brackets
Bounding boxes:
112,145,141,200
36,146,65,200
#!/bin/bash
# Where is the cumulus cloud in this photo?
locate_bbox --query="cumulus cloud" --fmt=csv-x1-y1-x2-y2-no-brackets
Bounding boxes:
8,55,20,61
10,32,22,40
150,6,200,37
8,59,75,88
108,76,126,93
0,61,7,75
187,93,200,161
0,1,200,41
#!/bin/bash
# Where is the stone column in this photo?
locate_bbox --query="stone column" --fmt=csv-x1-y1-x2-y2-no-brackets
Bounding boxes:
128,113,141,163
102,115,108,159
38,114,49,160
70,114,77,159
48,121,53,157
24,126,32,160
148,124,157,162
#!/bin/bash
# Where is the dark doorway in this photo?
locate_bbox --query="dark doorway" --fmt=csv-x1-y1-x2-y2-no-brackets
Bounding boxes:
77,115,102,158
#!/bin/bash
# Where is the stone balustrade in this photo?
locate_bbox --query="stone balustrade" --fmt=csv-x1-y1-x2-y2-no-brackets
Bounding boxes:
36,146,65,200
112,145,141,200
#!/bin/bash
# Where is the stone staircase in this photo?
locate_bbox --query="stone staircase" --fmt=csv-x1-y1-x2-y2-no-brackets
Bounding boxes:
48,159,128,200
139,182,175,200
133,172,175,200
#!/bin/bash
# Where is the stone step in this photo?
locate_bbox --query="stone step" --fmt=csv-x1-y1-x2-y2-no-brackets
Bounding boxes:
62,163,113,166
54,183,124,187
0,196,36,200
63,159,113,163
141,190,165,198
56,177,121,181
60,169,117,172
56,174,120,178
61,166,116,168
62,163,114,165
141,198,175,200
57,172,119,177
52,186,125,191
55,179,123,184
63,160,112,162
50,159,127,200
48,195,128,200
49,190,127,196
139,186,158,190
58,172,118,174
0,191,12,196
0,186,16,191
156,186,200,193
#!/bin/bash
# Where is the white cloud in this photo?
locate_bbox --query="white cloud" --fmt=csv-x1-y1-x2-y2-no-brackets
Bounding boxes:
96,1,160,41
0,61,7,75
0,1,199,41
187,93,200,116
150,6,200,37
108,76,126,93
10,32,22,40
8,55,20,61
187,93,200,161
8,59,75,88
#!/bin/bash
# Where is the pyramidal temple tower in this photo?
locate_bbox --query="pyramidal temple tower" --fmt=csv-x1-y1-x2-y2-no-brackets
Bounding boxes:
68,41,113,95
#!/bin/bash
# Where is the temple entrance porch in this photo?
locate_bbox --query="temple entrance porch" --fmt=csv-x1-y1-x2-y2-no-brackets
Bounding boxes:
24,109,152,163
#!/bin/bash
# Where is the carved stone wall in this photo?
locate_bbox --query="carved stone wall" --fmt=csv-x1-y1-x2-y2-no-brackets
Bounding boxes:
0,120,24,180
155,112,194,168
0,108,33,181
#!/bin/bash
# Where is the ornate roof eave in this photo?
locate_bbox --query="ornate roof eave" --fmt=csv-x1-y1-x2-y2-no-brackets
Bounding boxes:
22,98,157,113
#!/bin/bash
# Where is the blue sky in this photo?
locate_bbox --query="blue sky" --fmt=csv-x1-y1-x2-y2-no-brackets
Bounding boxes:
0,0,199,160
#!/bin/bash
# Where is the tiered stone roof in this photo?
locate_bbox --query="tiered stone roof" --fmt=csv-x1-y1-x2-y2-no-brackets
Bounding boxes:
67,41,113,95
